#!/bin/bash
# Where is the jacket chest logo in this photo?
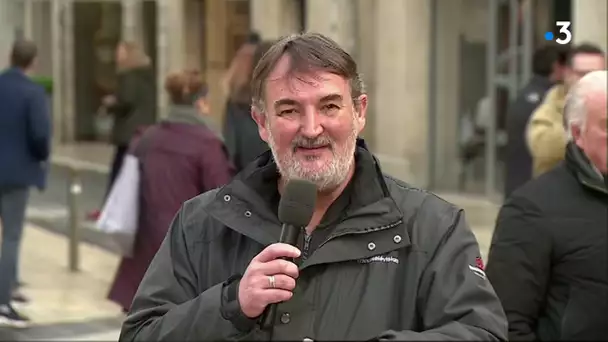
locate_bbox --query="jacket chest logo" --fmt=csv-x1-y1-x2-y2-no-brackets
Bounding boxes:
357,255,399,264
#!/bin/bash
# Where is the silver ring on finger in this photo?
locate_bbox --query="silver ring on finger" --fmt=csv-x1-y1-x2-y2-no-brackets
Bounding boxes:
268,275,276,289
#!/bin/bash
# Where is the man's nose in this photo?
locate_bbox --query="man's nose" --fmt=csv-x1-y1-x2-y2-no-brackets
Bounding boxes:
300,109,323,138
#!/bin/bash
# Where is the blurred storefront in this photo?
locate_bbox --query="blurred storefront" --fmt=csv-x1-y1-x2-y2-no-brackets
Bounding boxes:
14,0,252,144
9,0,607,199
252,0,605,198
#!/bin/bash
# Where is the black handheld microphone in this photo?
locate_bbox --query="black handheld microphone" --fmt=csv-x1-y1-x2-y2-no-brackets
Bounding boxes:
261,178,317,330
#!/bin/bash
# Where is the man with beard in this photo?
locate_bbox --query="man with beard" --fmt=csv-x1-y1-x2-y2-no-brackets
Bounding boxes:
119,33,507,341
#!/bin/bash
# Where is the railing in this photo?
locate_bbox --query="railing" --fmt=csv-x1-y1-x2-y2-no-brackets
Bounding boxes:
50,155,108,272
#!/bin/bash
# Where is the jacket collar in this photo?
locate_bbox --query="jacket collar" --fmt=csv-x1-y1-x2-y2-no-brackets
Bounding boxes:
206,138,404,246
163,105,224,141
565,142,608,196
4,67,27,79
164,105,207,125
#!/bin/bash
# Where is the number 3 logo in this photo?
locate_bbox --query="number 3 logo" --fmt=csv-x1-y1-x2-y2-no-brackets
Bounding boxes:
556,21,572,45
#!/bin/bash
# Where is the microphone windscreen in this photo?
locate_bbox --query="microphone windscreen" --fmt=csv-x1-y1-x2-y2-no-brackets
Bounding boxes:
278,179,317,227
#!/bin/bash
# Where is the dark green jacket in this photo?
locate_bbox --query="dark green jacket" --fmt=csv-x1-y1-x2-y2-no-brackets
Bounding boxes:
109,66,157,145
120,142,507,341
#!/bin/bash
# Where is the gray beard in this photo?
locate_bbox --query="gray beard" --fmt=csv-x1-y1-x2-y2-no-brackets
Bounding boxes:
267,128,358,192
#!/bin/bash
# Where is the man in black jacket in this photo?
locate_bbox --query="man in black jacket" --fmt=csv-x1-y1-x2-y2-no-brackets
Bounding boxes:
486,70,608,341
504,44,569,197
119,33,507,341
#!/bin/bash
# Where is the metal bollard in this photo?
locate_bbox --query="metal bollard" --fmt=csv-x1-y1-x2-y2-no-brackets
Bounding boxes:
67,167,82,272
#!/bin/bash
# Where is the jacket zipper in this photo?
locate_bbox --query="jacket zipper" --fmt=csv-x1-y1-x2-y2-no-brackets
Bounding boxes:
302,232,312,260
316,219,403,251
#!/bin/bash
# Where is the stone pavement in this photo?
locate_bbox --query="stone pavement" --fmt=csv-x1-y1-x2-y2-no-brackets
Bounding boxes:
0,224,123,341
51,142,112,173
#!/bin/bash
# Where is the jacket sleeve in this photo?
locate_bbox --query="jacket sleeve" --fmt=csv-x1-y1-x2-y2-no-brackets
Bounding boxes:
485,196,552,341
526,87,566,174
108,74,136,116
375,210,508,341
26,87,51,161
119,207,260,341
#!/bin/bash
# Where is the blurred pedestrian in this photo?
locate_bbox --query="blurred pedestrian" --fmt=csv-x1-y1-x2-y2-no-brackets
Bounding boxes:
120,33,507,341
504,44,569,197
88,41,157,221
487,70,608,340
221,32,270,172
107,69,234,313
526,43,605,178
0,40,51,327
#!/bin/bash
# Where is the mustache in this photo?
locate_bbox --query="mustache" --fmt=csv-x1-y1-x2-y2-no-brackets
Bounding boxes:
292,136,333,149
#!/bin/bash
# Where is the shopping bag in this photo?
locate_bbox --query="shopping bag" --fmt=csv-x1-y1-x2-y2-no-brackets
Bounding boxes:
96,154,140,257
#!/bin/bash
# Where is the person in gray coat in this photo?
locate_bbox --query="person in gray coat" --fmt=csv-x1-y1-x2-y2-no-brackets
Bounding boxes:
104,41,157,190
89,41,157,220
120,33,507,341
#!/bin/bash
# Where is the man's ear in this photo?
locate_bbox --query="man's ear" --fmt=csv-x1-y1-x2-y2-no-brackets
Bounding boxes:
354,94,368,132
570,124,583,144
251,107,269,143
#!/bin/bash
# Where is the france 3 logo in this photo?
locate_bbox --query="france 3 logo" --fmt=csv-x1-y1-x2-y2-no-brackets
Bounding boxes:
544,21,572,45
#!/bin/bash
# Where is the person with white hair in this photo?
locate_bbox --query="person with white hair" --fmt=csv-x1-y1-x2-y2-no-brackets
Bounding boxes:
486,70,608,341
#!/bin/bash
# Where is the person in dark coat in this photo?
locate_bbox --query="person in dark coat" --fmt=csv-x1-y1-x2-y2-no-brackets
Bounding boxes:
222,39,272,172
119,33,507,341
107,69,234,313
0,40,51,327
486,70,608,341
88,41,157,221
504,44,569,197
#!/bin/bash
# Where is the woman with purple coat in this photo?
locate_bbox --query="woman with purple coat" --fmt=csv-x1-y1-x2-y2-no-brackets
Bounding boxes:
108,70,235,313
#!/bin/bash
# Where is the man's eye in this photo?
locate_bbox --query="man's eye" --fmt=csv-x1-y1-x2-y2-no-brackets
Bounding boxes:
279,109,296,116
322,104,340,112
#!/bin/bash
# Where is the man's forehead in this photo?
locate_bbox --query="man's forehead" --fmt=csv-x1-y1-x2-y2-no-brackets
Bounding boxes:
266,55,350,103
572,53,606,71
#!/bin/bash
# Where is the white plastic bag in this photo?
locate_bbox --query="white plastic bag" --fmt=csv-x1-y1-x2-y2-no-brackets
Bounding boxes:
96,154,140,257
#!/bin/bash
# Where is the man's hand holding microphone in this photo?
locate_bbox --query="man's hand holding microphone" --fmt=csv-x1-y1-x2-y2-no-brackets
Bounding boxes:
236,178,317,330
238,243,301,318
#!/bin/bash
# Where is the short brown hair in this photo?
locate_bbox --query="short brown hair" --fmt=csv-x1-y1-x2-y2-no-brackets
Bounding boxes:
250,33,365,111
10,40,37,69
165,69,208,105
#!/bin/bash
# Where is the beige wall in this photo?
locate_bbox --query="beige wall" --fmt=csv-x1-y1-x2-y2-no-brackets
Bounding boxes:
373,0,431,186
251,0,301,40
31,1,53,76
183,0,205,71
0,0,24,68
166,0,187,72
573,0,607,52
432,0,462,190
306,0,356,54
38,0,606,186
121,0,143,44
354,0,377,145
